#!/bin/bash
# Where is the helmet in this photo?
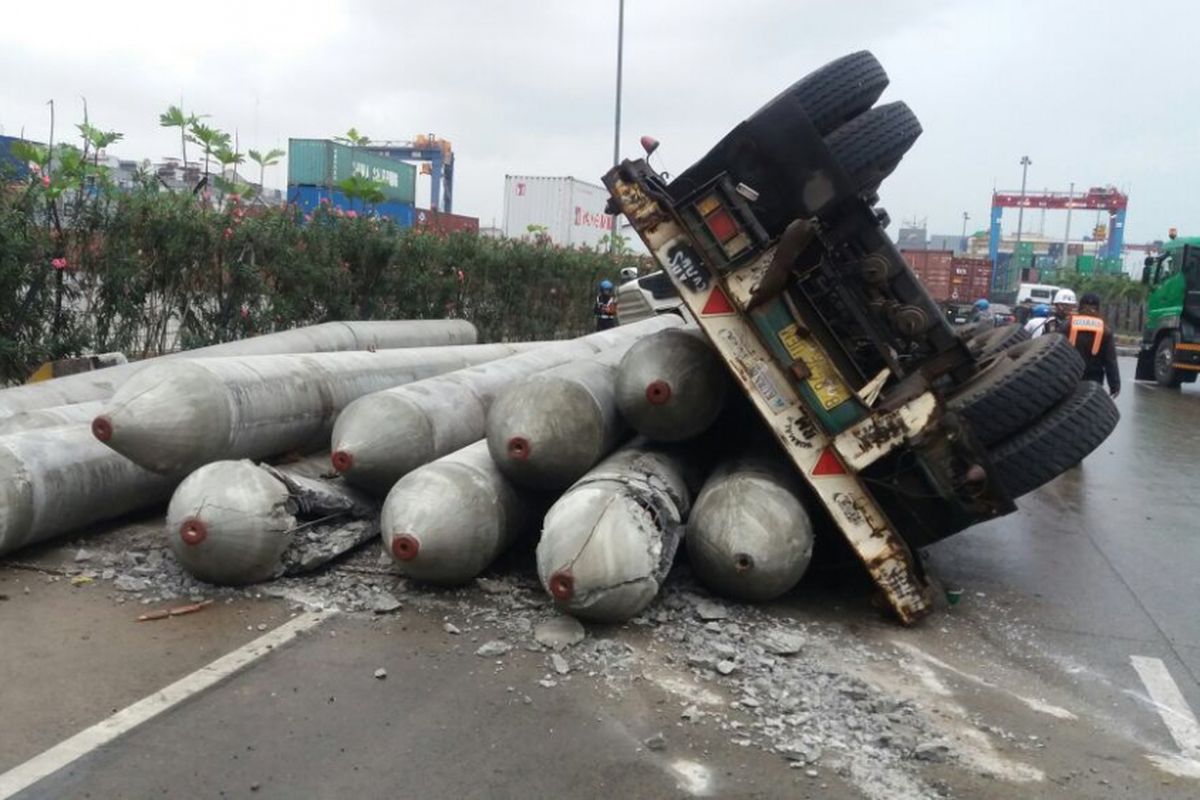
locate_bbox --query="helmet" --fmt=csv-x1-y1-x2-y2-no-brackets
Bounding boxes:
973,298,990,310
1052,288,1077,306
1033,304,1050,318
599,279,614,291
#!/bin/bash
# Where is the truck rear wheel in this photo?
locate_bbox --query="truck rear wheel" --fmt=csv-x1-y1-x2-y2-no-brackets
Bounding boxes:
965,323,1029,359
949,334,1084,446
988,381,1120,499
770,51,890,135
824,102,923,194
1154,333,1186,388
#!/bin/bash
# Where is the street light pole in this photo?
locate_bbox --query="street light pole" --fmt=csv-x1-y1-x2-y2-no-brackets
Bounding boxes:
961,211,970,252
1015,155,1031,281
610,0,625,254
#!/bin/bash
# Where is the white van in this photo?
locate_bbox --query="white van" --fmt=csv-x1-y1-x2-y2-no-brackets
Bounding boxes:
1014,283,1061,306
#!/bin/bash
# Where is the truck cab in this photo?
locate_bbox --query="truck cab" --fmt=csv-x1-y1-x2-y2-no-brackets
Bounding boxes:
1136,238,1200,386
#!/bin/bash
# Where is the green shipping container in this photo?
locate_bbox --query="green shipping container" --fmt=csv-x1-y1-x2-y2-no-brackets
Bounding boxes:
1076,255,1095,275
287,138,416,205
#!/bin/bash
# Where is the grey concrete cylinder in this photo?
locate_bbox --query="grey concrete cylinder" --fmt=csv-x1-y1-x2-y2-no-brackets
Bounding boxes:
0,401,104,436
536,442,699,623
166,459,299,586
332,316,682,494
687,457,814,602
93,342,542,475
486,348,635,492
615,327,729,442
0,425,176,557
381,440,532,585
0,319,477,419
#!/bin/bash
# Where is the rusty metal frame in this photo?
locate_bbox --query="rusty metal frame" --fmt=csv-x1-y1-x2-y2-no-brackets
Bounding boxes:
606,165,935,624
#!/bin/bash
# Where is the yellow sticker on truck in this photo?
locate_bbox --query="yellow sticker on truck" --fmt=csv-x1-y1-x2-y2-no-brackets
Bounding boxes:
778,324,852,411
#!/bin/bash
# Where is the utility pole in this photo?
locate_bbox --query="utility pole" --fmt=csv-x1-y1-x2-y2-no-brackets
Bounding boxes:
610,0,625,254
1062,181,1075,269
960,211,970,252
1015,155,1031,282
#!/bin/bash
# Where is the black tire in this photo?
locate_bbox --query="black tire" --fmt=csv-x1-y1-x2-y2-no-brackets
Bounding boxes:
1154,333,1185,388
965,323,1029,359
949,334,1084,446
766,51,889,136
989,381,1120,499
824,102,922,193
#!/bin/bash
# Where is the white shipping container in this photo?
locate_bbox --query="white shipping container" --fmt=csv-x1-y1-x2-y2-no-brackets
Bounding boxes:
502,175,615,248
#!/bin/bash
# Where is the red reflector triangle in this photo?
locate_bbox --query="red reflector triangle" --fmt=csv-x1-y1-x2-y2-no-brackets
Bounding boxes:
700,286,735,316
812,447,846,476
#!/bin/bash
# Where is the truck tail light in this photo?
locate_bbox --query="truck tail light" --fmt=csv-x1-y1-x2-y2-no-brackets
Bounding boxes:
696,193,751,259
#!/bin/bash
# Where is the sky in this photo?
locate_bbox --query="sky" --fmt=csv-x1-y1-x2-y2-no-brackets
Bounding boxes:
1,0,1195,244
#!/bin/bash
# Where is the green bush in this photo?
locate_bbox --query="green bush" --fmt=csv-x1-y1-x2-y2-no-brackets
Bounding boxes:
0,178,644,384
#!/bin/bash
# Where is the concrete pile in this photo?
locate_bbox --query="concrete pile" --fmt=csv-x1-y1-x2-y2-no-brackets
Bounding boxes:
2,315,828,627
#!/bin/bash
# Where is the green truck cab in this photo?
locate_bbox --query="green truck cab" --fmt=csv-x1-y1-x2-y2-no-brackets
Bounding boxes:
1136,237,1200,386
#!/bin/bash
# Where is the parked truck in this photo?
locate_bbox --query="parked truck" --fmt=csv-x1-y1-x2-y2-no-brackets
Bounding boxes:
604,51,1119,624
1136,236,1200,386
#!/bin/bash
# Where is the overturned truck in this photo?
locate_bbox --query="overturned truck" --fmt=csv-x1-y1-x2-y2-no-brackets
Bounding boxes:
604,51,1118,624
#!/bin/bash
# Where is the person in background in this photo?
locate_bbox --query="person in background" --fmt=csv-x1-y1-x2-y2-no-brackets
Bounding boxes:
1042,288,1077,334
594,279,618,330
1068,292,1120,397
1023,304,1053,337
969,298,993,325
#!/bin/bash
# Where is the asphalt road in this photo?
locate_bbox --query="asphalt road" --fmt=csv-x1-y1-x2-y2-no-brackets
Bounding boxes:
2,358,1198,799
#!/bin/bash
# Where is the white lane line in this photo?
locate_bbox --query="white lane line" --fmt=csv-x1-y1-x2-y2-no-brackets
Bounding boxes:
0,610,333,799
1131,655,1200,759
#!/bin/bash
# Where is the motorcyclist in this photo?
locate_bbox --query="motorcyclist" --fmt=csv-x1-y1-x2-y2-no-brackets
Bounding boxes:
969,298,993,325
1023,304,1052,337
594,279,618,331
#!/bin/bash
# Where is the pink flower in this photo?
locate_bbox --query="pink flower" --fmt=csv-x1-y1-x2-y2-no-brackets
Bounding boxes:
29,163,40,175
41,175,50,187
320,197,330,206
228,193,240,204
304,214,313,223
223,227,234,240
456,269,465,284
346,210,358,219
239,305,250,319
50,257,68,271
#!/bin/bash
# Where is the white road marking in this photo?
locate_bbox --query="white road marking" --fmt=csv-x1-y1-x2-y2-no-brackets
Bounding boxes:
1130,655,1200,759
0,610,333,799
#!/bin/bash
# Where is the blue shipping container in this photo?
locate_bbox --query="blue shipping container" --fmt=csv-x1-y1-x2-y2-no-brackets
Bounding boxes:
0,134,33,179
288,184,414,227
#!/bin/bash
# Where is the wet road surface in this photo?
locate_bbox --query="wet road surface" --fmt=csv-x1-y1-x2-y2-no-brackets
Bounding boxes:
3,358,1199,799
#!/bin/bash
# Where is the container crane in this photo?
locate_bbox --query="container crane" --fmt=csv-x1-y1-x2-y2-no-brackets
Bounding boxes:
988,185,1128,270
364,134,455,212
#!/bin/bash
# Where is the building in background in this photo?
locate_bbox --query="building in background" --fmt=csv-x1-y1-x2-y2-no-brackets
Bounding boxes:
502,176,614,249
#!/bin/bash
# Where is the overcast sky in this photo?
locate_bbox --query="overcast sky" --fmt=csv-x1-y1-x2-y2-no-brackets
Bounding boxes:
2,1,1194,243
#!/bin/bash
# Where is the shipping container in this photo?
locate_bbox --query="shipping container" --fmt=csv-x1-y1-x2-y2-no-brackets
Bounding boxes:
288,184,414,227
287,139,416,205
0,134,32,180
502,175,614,248
1076,254,1096,275
413,208,480,234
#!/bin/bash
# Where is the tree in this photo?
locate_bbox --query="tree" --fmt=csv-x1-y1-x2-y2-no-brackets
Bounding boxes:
76,122,123,170
336,174,386,211
334,127,370,147
159,104,198,165
186,121,230,184
248,147,285,199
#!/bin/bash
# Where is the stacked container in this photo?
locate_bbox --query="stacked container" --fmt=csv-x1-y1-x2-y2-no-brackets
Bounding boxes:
287,139,417,225
900,249,953,302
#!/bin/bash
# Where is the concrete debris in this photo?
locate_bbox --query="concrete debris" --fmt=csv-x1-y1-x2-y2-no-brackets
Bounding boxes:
691,597,729,621
73,549,92,562
371,593,402,614
373,668,388,680
115,575,150,592
643,732,667,751
550,654,570,675
761,631,805,656
537,678,558,688
533,616,586,650
716,659,738,675
475,640,512,657
912,741,952,763
443,622,461,635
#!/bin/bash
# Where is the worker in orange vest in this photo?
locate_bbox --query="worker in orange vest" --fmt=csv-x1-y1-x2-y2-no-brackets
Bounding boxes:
1068,292,1120,398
